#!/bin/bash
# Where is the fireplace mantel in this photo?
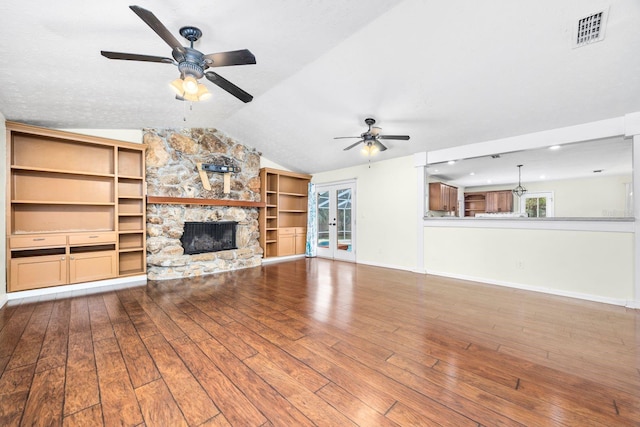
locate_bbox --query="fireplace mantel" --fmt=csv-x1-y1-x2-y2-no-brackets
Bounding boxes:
147,196,266,208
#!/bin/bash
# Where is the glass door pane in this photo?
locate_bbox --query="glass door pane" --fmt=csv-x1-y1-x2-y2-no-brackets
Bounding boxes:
336,188,352,252
317,191,330,250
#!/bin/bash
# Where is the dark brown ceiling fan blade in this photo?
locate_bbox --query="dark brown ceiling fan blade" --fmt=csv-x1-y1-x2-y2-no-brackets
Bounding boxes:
378,135,410,140
334,136,361,139
205,71,253,103
101,51,174,63
343,140,364,151
204,49,256,67
373,140,388,151
129,5,185,54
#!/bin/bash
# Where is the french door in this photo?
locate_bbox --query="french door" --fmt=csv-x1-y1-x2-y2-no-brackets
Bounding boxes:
316,181,356,262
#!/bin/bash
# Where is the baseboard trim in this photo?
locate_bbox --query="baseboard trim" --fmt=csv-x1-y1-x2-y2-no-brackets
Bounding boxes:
425,269,631,308
0,294,8,309
261,254,306,264
356,259,415,273
6,275,147,301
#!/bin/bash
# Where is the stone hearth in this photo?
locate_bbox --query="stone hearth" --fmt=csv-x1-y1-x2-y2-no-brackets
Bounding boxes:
144,128,263,280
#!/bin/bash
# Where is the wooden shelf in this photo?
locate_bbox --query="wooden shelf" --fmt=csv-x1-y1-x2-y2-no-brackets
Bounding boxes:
147,196,266,208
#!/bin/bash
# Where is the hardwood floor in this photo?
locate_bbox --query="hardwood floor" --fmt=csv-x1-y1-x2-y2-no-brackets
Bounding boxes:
1,258,639,426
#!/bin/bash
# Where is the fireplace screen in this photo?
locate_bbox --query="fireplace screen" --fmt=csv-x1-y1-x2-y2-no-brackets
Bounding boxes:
181,221,237,255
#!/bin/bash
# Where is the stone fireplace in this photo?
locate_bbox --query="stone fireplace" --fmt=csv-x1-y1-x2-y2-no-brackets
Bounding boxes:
144,128,263,280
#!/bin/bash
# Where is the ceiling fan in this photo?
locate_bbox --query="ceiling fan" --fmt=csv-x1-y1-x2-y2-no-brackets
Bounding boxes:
334,118,410,154
101,5,255,103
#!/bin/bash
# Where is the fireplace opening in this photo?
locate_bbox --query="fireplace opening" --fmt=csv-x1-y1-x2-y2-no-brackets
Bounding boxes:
181,221,237,255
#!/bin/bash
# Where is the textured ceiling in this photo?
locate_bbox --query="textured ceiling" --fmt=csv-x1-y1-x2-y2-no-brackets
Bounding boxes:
1,0,640,174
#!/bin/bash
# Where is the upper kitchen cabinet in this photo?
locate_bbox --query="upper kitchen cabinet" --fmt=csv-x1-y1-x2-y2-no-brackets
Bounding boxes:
429,182,458,213
485,190,513,213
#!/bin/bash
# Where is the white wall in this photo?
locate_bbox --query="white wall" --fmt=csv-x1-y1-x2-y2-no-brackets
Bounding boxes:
312,155,417,271
424,226,634,304
58,128,143,144
260,157,290,171
0,115,6,307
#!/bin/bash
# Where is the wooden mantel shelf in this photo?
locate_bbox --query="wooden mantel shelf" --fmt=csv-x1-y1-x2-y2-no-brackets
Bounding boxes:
147,196,265,208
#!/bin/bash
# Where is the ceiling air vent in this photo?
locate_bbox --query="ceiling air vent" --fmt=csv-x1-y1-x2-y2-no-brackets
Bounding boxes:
573,9,608,48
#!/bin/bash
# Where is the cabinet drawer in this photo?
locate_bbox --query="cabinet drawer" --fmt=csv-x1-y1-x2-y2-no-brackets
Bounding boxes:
10,235,67,249
278,227,296,236
69,232,117,245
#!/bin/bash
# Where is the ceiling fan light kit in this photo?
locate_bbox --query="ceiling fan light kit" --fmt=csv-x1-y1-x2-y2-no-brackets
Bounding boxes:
101,6,256,103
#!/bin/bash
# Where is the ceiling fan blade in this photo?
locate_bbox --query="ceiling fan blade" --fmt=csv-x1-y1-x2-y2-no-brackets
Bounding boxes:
204,49,256,67
129,5,185,54
204,71,253,103
334,136,361,139
101,51,174,64
378,135,410,140
374,140,388,151
343,140,364,151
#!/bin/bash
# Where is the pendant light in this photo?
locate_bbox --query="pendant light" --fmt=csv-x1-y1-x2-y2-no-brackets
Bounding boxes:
512,164,527,197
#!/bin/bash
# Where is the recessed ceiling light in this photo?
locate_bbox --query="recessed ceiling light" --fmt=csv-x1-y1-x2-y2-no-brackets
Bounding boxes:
447,160,456,165
540,175,546,179
469,172,475,176
549,145,561,150
487,179,492,184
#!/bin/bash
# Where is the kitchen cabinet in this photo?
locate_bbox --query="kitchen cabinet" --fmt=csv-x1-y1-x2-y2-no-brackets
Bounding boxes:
485,190,513,213
429,182,458,213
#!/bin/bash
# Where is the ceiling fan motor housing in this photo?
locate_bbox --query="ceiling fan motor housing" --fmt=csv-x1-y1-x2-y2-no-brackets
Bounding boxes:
176,49,206,79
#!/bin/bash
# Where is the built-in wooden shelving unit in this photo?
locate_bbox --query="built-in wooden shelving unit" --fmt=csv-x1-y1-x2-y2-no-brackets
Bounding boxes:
6,121,147,292
258,168,311,258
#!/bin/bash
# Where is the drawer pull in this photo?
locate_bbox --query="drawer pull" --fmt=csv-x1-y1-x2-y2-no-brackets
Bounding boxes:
89,236,98,238
33,238,45,241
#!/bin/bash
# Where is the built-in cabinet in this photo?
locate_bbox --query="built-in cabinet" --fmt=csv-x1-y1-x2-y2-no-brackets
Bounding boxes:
464,192,486,217
6,122,146,292
429,182,458,213
464,190,513,216
258,168,311,258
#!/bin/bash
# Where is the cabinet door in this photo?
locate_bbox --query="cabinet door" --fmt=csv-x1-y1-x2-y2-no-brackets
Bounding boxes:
294,227,306,255
498,191,513,212
449,186,458,213
485,192,498,212
10,254,67,292
69,251,117,284
277,229,295,256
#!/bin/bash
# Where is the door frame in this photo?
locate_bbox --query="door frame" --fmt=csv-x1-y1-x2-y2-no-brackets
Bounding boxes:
315,179,356,262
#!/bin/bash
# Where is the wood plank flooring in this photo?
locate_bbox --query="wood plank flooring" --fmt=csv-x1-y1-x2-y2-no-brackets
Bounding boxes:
0,258,639,426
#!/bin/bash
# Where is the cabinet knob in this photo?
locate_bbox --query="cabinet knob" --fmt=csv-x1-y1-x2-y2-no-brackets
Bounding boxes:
70,256,75,260
61,257,65,261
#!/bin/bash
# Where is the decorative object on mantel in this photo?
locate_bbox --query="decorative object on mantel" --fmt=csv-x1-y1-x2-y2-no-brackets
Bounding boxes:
196,163,239,193
101,6,256,103
512,164,527,197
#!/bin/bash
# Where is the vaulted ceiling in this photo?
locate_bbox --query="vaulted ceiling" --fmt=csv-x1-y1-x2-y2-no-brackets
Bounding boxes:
1,0,639,174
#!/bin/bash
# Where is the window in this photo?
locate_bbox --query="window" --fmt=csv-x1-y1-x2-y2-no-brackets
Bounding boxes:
521,192,554,218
